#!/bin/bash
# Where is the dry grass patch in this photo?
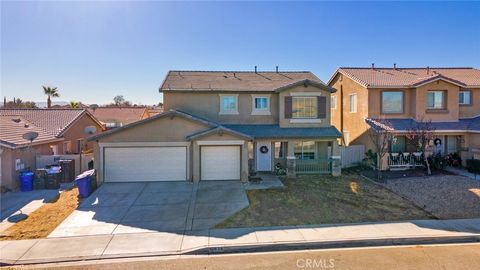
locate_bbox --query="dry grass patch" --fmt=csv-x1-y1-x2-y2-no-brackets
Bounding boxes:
0,187,82,240
217,173,434,228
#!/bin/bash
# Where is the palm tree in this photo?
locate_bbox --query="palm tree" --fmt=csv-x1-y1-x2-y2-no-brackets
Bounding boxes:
42,86,60,108
69,101,80,108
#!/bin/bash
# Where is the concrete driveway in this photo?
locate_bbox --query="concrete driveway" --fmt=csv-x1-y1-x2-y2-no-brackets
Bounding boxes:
49,181,248,237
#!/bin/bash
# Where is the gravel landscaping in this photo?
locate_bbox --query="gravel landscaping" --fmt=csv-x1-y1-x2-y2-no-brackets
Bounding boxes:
383,175,480,219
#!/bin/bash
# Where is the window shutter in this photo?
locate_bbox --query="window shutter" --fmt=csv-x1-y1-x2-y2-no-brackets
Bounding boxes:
285,96,292,119
317,96,326,119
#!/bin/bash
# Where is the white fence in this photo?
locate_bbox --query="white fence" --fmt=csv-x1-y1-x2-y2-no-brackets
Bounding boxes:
340,145,365,168
36,153,94,176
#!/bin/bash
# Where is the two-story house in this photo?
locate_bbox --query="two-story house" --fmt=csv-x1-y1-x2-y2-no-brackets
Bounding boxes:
328,66,480,167
89,70,341,184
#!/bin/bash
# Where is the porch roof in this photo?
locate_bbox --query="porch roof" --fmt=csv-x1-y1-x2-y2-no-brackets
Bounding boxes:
365,116,480,133
224,124,342,139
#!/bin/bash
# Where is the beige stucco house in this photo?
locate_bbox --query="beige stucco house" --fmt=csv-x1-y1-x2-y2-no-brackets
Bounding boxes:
328,66,480,168
89,70,342,184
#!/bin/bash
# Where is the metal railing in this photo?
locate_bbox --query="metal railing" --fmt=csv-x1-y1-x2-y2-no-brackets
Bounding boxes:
295,158,331,174
387,152,424,169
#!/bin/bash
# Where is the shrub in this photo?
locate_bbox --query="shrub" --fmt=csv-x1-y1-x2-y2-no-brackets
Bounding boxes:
428,153,446,171
466,159,480,174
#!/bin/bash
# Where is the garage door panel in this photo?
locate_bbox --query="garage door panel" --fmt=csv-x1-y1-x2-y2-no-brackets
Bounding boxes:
201,146,240,181
104,147,187,182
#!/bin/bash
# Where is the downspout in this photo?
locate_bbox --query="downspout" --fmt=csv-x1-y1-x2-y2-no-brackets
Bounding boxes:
340,85,345,145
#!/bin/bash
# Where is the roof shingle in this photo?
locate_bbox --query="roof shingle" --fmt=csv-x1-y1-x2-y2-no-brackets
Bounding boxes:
160,70,326,92
0,109,88,137
87,107,148,125
0,116,61,148
331,67,480,88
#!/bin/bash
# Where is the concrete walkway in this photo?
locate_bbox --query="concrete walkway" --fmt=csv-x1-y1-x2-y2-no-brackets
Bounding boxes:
445,167,479,180
1,218,479,266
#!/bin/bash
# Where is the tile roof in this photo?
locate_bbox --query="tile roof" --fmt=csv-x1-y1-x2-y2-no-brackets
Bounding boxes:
87,107,148,125
365,116,480,133
0,116,61,148
224,124,342,139
160,70,327,92
0,109,88,137
331,67,480,88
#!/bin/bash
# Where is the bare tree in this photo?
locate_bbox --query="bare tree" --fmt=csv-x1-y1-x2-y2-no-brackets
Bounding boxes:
366,118,395,181
405,118,436,175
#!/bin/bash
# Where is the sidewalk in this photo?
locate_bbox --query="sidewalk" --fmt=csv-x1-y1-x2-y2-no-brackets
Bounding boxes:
1,218,479,266
445,167,479,180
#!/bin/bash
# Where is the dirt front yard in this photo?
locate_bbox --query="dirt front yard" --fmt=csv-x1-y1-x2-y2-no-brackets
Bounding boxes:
0,187,82,240
383,174,480,219
217,173,433,228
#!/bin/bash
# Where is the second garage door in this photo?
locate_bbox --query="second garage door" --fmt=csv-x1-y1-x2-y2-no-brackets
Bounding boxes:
104,146,187,182
201,146,240,180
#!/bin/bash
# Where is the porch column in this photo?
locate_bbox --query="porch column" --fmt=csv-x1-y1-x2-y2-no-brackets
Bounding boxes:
286,140,296,178
331,140,341,176
241,142,249,182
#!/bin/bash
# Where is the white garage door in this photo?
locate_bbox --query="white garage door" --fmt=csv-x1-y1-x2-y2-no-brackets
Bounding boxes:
104,146,187,182
201,146,240,180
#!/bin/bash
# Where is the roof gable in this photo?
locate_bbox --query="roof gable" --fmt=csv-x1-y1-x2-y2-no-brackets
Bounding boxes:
186,126,252,140
275,79,336,93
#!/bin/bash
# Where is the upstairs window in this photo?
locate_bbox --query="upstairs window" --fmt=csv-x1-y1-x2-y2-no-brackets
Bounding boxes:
459,91,471,105
292,96,317,118
427,91,445,109
251,95,270,115
382,91,404,114
349,94,357,113
219,94,238,114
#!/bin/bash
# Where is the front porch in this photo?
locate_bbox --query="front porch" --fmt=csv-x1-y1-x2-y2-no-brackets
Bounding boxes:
380,133,468,171
248,139,341,176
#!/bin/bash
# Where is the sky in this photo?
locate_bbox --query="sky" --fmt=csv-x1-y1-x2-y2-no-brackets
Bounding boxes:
1,1,479,105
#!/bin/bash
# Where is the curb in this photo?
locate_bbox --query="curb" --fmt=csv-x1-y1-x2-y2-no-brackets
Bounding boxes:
2,234,480,266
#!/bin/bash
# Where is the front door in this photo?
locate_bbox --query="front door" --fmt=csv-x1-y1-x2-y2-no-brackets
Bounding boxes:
256,141,272,171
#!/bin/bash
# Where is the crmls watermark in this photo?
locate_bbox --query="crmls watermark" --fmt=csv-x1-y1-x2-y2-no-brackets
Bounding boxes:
296,258,335,269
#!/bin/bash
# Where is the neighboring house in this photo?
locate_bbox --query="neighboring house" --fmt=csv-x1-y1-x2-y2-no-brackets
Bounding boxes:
328,66,480,166
88,107,150,129
89,70,342,184
148,106,164,117
0,109,105,190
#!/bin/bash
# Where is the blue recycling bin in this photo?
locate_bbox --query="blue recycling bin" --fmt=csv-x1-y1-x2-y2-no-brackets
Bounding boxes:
20,171,34,192
75,170,95,198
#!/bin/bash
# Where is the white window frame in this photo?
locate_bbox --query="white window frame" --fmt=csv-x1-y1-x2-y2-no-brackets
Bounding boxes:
331,95,337,110
349,94,357,113
219,94,239,115
427,91,445,109
251,94,271,115
459,91,471,105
